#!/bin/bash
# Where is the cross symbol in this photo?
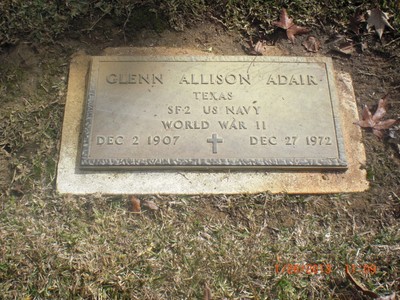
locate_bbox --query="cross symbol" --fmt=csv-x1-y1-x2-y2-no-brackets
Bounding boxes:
207,133,223,154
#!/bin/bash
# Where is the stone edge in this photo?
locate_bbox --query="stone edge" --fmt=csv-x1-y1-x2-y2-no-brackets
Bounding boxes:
56,49,369,194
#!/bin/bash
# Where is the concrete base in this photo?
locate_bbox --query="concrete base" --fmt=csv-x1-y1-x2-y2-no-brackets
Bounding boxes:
56,48,369,194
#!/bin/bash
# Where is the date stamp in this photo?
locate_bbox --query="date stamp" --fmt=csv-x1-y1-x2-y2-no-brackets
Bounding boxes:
275,263,377,275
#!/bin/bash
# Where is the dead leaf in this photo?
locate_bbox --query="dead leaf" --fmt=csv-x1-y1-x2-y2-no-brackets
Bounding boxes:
354,94,400,139
345,267,379,298
287,25,310,43
349,8,366,34
339,41,355,54
254,40,266,55
389,125,400,156
273,8,310,43
360,41,368,52
142,200,159,211
203,283,212,300
248,40,267,55
377,293,397,300
10,183,24,196
345,267,397,299
128,195,141,212
302,36,321,52
273,8,294,29
367,8,394,39
329,36,356,55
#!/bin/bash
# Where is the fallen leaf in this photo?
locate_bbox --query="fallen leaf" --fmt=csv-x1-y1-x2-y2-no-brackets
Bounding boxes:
142,200,159,211
10,183,24,196
345,267,379,298
360,41,368,52
287,25,310,43
349,8,366,34
273,8,310,43
329,36,356,55
248,40,267,55
339,41,355,54
367,8,394,39
302,36,321,52
389,125,400,156
204,283,212,300
345,267,397,299
273,8,294,29
354,94,400,138
128,195,141,212
377,293,397,300
254,40,266,55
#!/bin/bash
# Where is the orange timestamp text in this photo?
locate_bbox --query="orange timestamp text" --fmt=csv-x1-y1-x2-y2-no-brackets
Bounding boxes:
275,263,377,275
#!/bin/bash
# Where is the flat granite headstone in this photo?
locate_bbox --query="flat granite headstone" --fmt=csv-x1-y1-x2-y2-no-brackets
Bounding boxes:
56,47,369,194
81,56,346,170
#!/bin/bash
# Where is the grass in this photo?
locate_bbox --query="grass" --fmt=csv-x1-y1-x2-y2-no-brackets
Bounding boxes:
1,0,399,47
0,2,400,299
0,186,399,298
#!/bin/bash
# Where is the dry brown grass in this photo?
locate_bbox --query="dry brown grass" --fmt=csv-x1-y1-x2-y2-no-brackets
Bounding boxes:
0,190,398,299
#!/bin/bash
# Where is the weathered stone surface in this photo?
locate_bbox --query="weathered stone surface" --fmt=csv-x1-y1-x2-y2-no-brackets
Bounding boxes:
81,56,347,170
56,47,368,194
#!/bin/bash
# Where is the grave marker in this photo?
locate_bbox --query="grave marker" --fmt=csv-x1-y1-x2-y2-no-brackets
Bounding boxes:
57,49,369,194
80,56,347,169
